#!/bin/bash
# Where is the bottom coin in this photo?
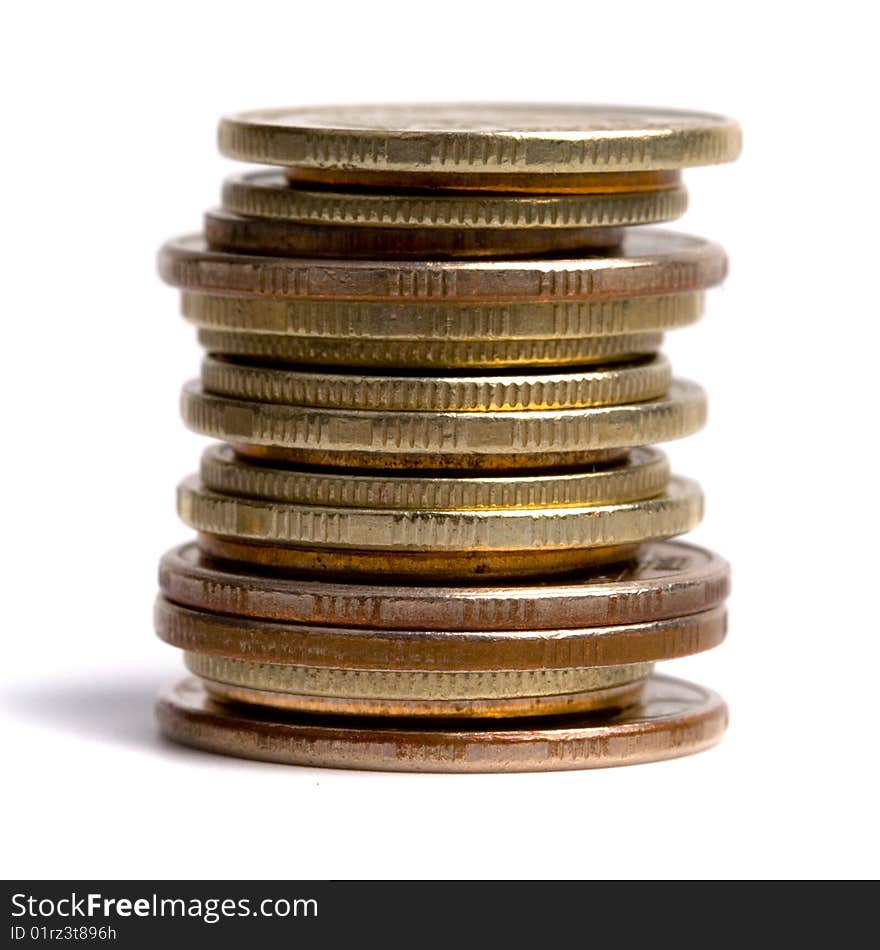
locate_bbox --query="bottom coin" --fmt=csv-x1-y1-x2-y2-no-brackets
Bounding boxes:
156,675,726,773
199,676,647,718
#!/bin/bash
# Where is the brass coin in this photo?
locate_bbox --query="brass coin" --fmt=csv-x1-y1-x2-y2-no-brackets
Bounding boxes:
200,354,672,412
217,103,741,175
196,328,665,370
194,534,638,579
205,209,623,260
154,595,727,671
181,290,703,339
180,378,705,470
198,677,647,719
199,443,670,509
283,167,683,194
183,652,651,700
156,674,728,772
159,231,727,302
220,170,688,228
177,475,700,552
157,539,730,631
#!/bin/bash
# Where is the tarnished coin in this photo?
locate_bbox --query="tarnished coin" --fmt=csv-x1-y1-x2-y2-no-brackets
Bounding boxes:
177,475,701,552
157,674,728,772
159,231,727,302
154,596,727,671
200,354,672,412
198,677,647,719
193,534,638,579
199,444,670,509
205,209,624,260
196,328,665,370
180,378,705,470
183,652,651,700
181,290,703,339
219,170,688,228
217,103,742,176
157,539,730,632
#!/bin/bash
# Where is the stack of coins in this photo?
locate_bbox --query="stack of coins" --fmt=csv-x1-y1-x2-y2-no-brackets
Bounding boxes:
155,104,740,772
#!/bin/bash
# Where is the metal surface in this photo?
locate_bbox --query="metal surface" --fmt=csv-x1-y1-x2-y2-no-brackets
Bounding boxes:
157,539,730,631
157,674,728,772
159,231,727,302
217,103,741,174
180,378,706,470
154,596,727,671
199,353,672,411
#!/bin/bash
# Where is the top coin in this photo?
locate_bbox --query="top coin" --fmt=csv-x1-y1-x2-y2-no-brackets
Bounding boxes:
218,103,741,176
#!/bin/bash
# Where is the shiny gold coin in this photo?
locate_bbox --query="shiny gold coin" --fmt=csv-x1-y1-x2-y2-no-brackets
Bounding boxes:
157,674,728,772
180,378,705,470
157,539,730,631
198,677,646,719
184,652,651,700
217,103,742,175
181,290,703,339
195,534,638,579
154,595,727,671
196,328,665,370
220,170,688,228
159,231,727,302
177,475,700,552
200,354,672,412
205,209,623,260
199,444,669,509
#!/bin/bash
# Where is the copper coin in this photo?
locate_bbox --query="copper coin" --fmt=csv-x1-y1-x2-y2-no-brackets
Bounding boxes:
204,209,623,260
154,595,727,671
198,677,647,719
157,539,730,632
156,674,727,772
158,231,727,302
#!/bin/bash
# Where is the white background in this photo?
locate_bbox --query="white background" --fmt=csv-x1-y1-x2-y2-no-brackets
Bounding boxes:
2,0,878,880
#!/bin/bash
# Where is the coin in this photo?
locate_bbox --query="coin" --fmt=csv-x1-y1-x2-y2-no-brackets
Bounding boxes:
177,475,700,552
194,534,640,579
153,596,727,670
157,674,728,772
205,210,624,260
198,678,647,719
199,444,670,509
183,652,651,699
219,170,688,228
180,378,705,470
196,328,665,369
217,103,742,175
158,231,727,302
181,290,703,338
157,539,730,632
199,354,672,412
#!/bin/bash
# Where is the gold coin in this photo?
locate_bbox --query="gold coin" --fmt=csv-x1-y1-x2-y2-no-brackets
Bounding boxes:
182,290,703,339
154,595,727,671
199,443,669,509
177,475,700,552
156,674,728,772
220,170,688,228
157,539,730,631
180,378,705,470
183,652,652,700
200,354,672,412
205,209,623,260
198,677,647,719
196,328,665,369
159,231,727,302
217,104,741,175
